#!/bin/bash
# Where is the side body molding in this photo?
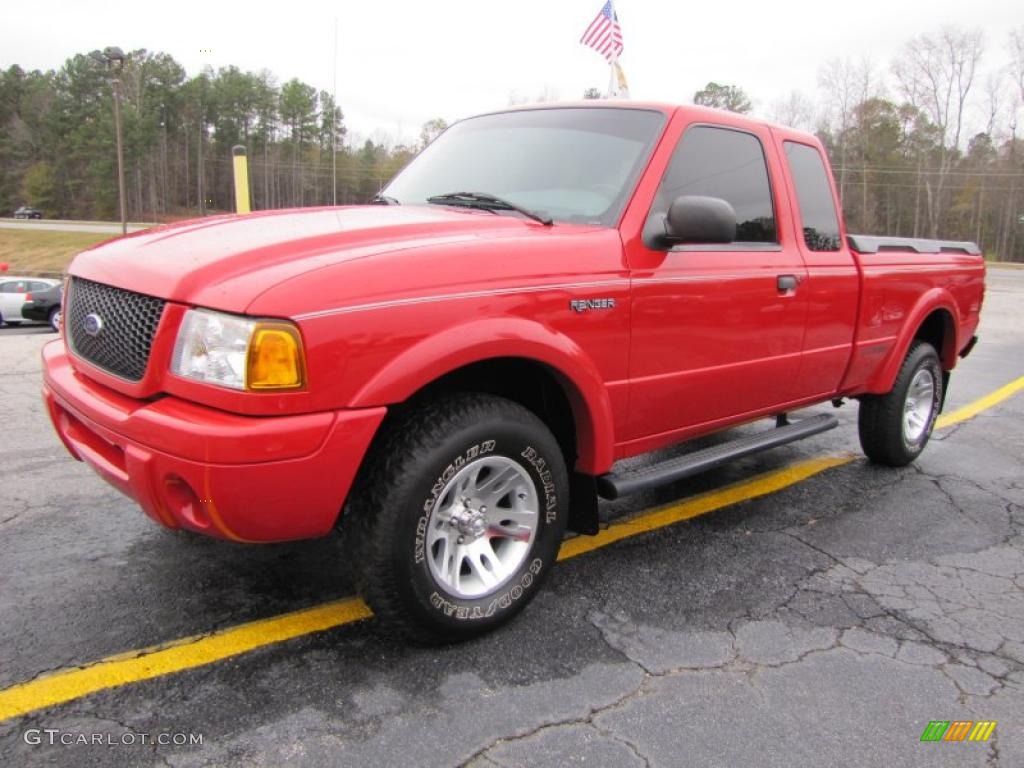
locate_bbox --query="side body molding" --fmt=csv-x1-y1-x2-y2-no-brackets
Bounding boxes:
348,316,617,475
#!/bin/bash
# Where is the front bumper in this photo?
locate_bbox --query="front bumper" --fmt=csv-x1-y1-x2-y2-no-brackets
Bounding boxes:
41,341,386,542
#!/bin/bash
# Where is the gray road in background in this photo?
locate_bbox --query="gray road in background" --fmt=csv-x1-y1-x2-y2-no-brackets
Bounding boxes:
0,218,152,234
0,268,1022,767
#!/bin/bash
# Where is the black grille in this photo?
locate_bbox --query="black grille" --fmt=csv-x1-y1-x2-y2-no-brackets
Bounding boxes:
67,278,166,381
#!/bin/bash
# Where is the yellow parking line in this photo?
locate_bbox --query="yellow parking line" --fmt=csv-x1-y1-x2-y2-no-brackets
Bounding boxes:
0,599,372,721
936,375,1024,429
0,457,848,722
0,376,1021,722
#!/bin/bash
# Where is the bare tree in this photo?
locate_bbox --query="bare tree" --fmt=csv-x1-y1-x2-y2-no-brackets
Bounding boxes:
820,57,877,228
768,90,816,131
996,27,1024,260
535,85,560,103
418,118,449,151
893,26,984,238
819,57,876,212
982,72,1005,138
507,86,560,107
1011,26,1024,105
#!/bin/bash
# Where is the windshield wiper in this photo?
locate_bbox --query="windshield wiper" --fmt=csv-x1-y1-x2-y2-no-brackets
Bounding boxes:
426,192,553,226
370,194,400,205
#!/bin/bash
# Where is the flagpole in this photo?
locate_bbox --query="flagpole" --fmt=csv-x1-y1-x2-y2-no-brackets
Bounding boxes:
607,0,618,98
611,57,629,100
607,1,623,99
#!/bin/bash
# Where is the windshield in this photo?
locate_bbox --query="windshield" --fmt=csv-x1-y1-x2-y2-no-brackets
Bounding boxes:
382,107,666,226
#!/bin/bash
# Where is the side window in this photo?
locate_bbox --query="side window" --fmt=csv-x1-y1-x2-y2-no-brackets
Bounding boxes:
0,281,27,293
30,281,52,292
784,142,841,251
655,125,777,243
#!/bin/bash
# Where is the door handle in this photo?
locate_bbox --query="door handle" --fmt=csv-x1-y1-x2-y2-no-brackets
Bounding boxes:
777,274,799,292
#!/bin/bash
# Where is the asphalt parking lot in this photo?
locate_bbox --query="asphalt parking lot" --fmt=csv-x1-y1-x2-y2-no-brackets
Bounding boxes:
1,268,1022,767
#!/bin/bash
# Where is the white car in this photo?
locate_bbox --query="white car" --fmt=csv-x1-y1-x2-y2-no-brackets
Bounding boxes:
0,277,61,327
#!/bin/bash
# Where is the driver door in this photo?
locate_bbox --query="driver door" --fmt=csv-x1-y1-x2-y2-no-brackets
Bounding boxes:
624,122,808,447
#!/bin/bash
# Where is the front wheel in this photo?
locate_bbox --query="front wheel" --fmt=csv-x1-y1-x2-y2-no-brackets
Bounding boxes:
343,393,569,643
48,307,61,333
858,340,943,466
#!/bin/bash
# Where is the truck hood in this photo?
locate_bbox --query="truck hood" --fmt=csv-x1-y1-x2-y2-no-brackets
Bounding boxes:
69,206,563,313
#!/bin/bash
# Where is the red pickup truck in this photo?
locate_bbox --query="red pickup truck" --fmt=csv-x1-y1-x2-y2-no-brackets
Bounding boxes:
42,103,985,641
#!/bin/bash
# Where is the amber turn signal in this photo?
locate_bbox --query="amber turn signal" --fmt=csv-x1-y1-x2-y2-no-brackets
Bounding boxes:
246,322,306,390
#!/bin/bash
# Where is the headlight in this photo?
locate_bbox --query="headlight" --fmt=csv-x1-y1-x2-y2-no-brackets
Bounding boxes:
171,309,306,391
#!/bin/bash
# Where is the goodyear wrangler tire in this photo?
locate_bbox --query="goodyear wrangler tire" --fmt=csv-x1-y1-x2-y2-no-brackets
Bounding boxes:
344,393,569,643
858,340,943,467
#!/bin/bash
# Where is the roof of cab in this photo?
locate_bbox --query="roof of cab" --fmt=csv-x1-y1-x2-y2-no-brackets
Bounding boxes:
467,100,821,146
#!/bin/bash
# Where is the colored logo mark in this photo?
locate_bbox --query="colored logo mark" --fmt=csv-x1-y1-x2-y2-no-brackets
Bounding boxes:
920,721,996,742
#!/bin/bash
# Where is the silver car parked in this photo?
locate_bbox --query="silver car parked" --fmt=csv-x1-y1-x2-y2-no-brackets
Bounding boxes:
0,277,61,327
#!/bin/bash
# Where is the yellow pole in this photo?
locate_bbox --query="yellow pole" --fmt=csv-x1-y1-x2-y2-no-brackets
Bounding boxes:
232,145,251,214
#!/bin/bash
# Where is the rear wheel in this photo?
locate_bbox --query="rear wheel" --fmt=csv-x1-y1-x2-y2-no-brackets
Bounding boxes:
858,341,943,466
343,393,569,643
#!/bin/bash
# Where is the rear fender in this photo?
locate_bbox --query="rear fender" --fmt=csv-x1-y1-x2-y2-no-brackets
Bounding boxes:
865,288,960,395
349,317,616,474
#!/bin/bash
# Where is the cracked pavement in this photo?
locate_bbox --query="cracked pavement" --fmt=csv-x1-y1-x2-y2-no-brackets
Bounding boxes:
1,269,1022,767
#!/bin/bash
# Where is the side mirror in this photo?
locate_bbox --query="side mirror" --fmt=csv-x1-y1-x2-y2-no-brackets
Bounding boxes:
664,195,737,244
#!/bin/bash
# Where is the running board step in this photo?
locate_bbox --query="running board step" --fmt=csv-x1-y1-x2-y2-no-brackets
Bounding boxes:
596,413,840,500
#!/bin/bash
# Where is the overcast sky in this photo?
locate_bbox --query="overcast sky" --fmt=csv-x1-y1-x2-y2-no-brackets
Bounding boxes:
2,0,1019,146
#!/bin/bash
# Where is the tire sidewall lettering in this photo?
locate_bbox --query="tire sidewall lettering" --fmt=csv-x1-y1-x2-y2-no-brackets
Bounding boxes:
428,558,543,621
411,430,563,624
521,445,558,523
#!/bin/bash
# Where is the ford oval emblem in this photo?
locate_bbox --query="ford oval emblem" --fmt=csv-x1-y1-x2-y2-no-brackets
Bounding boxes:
83,313,104,337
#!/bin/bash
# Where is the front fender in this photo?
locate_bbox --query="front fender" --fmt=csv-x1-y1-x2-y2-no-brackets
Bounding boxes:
865,287,961,395
348,317,616,474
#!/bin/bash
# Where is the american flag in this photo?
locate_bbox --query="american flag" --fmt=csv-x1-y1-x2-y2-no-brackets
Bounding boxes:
580,2,623,62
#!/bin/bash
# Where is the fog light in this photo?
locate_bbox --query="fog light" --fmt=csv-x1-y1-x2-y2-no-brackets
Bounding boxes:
163,475,209,529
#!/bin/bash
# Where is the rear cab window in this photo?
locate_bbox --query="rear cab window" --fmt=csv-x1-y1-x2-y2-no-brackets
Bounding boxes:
783,141,841,251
